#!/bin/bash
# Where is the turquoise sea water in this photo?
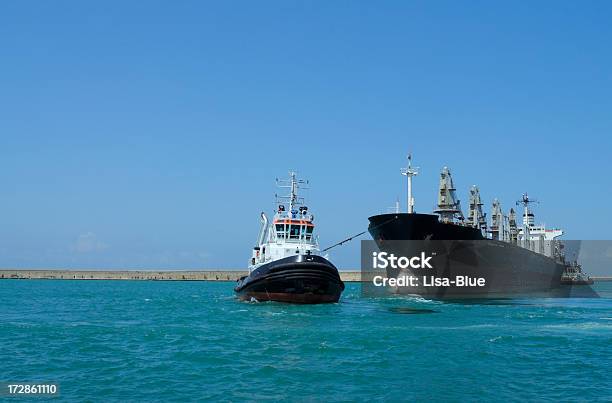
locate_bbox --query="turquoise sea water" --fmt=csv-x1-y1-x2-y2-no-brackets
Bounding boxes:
1,280,611,402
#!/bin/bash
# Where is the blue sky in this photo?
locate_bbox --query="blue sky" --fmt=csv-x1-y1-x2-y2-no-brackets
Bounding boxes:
1,1,611,270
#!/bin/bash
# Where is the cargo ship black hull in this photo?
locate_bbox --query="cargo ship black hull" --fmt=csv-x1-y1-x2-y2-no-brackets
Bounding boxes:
235,255,345,304
368,213,571,299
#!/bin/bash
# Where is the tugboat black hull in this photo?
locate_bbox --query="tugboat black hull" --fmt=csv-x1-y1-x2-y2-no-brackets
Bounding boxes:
235,255,345,304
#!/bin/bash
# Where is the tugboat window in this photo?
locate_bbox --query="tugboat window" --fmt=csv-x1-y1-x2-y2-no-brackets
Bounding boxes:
276,224,287,239
305,225,313,240
289,225,300,239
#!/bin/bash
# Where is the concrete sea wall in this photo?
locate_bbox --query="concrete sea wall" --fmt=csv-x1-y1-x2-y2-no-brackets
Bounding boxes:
0,270,609,282
0,269,364,282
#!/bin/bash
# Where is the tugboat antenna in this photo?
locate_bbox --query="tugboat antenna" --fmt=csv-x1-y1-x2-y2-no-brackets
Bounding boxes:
400,153,419,214
276,171,309,214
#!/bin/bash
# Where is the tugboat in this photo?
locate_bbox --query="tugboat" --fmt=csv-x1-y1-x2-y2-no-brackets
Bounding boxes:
561,261,594,285
234,172,344,303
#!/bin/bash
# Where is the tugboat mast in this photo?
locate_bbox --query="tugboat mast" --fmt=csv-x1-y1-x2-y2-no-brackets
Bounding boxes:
289,172,297,212
277,171,308,216
400,153,419,214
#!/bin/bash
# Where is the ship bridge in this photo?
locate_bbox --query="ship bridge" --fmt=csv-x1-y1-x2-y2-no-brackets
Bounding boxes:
273,218,315,242
515,194,564,259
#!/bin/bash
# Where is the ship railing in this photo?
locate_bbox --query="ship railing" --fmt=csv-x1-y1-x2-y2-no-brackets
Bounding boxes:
274,236,318,246
273,213,314,221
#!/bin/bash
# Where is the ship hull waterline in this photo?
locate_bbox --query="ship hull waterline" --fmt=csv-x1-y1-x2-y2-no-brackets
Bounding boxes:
235,255,345,304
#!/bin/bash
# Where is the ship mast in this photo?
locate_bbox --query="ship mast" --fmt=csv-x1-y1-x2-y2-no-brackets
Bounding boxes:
276,171,309,216
517,193,537,227
400,153,419,214
516,193,538,249
289,171,298,212
508,208,518,244
467,185,487,232
490,198,503,240
434,166,464,222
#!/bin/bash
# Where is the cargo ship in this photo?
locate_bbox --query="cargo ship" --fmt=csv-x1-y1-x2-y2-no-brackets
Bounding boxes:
235,172,344,303
367,154,577,299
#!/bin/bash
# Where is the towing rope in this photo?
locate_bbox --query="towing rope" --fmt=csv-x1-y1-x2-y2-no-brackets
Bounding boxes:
321,215,399,253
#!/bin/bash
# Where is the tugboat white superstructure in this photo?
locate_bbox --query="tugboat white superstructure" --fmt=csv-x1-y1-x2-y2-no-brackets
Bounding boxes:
234,172,344,303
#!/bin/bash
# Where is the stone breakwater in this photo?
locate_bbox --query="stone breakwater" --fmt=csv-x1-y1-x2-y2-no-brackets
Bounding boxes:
0,270,364,282
1,270,608,282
